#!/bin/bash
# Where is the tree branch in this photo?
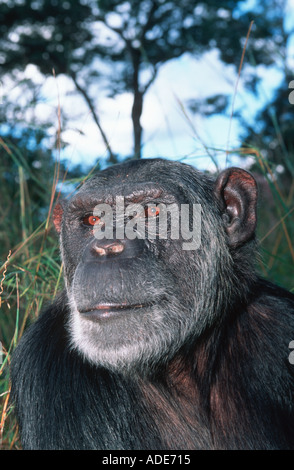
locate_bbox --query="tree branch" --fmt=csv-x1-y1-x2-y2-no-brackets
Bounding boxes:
140,0,158,41
142,64,158,94
70,71,115,162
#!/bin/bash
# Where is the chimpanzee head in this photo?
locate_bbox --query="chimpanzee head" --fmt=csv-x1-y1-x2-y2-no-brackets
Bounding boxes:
53,158,257,373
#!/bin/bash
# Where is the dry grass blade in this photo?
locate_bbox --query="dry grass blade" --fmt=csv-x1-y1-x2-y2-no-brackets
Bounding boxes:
226,20,254,161
0,251,12,308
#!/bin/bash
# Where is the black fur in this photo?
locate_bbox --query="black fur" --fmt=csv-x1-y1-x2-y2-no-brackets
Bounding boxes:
10,158,294,450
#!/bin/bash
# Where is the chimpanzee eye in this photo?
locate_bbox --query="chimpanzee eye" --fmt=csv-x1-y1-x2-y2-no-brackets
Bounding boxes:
82,214,101,226
145,206,160,217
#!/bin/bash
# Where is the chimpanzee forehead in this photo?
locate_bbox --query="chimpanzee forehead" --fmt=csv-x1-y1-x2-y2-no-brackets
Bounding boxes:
68,158,210,208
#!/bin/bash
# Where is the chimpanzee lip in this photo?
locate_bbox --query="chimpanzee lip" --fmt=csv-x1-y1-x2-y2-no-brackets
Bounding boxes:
81,303,149,312
79,302,153,320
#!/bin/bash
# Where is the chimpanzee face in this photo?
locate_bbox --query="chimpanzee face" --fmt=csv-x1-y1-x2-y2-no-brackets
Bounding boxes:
53,159,257,373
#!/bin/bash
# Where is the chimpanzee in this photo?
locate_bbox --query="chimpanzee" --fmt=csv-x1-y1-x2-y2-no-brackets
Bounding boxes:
11,158,294,450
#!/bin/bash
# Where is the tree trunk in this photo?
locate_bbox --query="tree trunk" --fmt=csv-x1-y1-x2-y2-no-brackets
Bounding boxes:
131,49,143,159
132,89,143,159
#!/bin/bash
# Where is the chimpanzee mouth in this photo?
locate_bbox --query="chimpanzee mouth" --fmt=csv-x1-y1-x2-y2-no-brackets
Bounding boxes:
79,302,154,321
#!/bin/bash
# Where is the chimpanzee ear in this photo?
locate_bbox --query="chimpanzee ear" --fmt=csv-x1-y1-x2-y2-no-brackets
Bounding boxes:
214,167,257,247
53,202,64,234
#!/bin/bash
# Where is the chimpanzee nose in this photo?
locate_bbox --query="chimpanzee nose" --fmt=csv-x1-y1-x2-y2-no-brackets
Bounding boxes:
93,240,125,257
89,237,144,261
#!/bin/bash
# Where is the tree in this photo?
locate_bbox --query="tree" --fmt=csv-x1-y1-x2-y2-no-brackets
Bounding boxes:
0,0,280,159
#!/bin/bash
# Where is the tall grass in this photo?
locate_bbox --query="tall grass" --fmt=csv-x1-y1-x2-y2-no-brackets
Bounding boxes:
0,136,65,448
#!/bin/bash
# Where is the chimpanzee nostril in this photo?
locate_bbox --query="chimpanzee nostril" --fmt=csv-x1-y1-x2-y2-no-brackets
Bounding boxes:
93,246,107,256
106,242,125,255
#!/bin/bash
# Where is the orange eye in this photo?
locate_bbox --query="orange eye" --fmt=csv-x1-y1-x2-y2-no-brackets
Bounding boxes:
145,206,160,217
83,215,100,226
